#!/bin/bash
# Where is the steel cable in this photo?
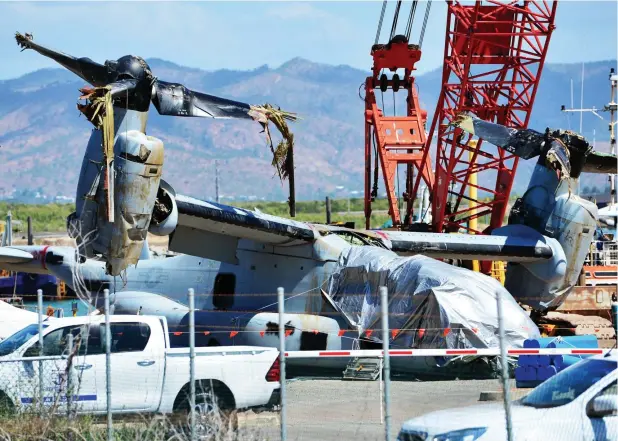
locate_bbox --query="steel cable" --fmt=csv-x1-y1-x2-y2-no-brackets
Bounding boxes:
419,0,433,49
389,0,403,42
375,1,388,45
405,0,419,41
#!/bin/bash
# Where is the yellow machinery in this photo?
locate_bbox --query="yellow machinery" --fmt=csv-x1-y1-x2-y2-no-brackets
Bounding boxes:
468,142,506,284
468,144,481,272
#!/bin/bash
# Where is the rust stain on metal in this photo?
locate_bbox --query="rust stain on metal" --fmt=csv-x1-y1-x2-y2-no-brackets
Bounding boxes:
557,286,616,312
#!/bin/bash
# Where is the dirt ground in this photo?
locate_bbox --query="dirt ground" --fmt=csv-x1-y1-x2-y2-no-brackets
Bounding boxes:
237,378,522,441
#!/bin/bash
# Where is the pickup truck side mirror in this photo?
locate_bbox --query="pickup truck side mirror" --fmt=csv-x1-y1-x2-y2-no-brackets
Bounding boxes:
587,395,618,418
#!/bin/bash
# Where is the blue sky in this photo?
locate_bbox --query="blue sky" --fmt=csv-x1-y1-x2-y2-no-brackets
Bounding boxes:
0,1,616,80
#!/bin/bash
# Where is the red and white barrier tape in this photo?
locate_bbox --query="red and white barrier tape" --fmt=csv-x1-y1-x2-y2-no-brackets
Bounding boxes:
283,348,610,358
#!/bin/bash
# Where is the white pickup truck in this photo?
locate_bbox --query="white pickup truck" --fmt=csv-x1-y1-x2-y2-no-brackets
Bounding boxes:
0,315,280,418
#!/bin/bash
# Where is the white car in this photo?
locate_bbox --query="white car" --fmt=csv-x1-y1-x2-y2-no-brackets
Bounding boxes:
0,315,280,418
398,352,617,441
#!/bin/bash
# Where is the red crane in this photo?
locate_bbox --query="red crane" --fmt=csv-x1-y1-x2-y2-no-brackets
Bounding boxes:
364,1,558,243
364,1,435,229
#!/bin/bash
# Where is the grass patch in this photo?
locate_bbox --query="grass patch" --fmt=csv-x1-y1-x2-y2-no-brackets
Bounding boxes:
0,202,75,233
0,199,394,234
0,411,269,441
0,194,515,234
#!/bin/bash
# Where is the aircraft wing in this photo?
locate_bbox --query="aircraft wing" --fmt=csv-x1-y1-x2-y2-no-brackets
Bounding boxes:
168,194,554,264
0,247,35,264
169,195,318,263
0,245,75,275
381,228,555,262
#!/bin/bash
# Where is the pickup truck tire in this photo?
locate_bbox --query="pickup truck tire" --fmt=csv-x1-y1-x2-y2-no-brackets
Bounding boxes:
173,380,238,432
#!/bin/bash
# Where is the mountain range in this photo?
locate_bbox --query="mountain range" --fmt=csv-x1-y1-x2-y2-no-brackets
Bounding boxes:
0,56,615,202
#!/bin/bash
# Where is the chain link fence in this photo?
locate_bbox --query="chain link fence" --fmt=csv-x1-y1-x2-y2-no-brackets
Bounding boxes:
0,287,615,441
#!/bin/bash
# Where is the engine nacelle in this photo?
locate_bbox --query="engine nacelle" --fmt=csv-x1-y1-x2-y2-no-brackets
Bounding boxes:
504,164,597,311
149,180,178,236
70,108,164,276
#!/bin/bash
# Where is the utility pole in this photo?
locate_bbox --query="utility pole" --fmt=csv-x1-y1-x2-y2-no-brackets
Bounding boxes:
325,196,332,224
215,160,220,203
27,216,33,245
287,148,296,218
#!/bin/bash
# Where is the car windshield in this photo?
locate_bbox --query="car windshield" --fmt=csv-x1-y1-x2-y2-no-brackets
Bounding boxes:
521,358,617,408
0,324,48,356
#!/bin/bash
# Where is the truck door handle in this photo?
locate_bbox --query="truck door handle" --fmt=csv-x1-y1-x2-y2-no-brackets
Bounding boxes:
74,364,92,370
137,360,155,367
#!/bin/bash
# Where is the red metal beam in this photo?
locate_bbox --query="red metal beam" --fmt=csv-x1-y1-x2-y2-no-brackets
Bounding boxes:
421,0,557,234
364,37,435,229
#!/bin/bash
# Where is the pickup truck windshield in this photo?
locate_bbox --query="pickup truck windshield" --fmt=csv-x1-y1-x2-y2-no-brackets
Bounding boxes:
521,358,616,408
0,324,48,356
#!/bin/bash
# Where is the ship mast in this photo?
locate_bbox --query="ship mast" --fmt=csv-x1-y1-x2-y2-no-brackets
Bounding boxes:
562,67,618,205
609,69,617,206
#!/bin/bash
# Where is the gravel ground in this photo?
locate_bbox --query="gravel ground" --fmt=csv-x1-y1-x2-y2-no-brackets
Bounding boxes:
239,378,522,441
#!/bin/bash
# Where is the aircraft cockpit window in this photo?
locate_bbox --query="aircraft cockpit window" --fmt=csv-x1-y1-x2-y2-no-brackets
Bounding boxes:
213,273,236,310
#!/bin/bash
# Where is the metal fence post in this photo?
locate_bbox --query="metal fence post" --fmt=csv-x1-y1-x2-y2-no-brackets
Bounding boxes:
379,357,384,424
104,288,112,441
37,289,43,407
66,333,74,420
189,288,196,441
277,287,287,441
496,290,513,441
380,286,391,441
325,196,332,224
27,216,33,245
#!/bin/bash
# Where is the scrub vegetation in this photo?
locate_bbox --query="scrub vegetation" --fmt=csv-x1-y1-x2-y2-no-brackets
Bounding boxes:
0,194,519,234
0,405,265,441
0,202,74,234
0,199,393,234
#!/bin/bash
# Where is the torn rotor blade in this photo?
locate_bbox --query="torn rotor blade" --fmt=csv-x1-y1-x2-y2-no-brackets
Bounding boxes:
545,139,571,176
152,80,253,119
450,112,545,160
15,32,110,87
582,151,618,174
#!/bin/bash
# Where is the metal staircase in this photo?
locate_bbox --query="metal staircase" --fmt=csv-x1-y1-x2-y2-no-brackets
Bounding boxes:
342,357,382,380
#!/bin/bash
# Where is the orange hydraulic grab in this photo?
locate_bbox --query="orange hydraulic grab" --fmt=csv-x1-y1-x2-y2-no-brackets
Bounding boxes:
364,8,435,229
414,1,558,242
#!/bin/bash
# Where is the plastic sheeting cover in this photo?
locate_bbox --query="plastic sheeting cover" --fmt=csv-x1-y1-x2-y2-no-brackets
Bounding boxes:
325,247,540,351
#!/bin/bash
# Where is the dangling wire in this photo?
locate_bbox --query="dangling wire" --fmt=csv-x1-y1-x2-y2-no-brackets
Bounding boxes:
419,0,433,49
375,1,388,45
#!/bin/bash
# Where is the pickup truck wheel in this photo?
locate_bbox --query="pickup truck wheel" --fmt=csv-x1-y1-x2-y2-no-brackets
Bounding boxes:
174,382,238,433
194,392,239,434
